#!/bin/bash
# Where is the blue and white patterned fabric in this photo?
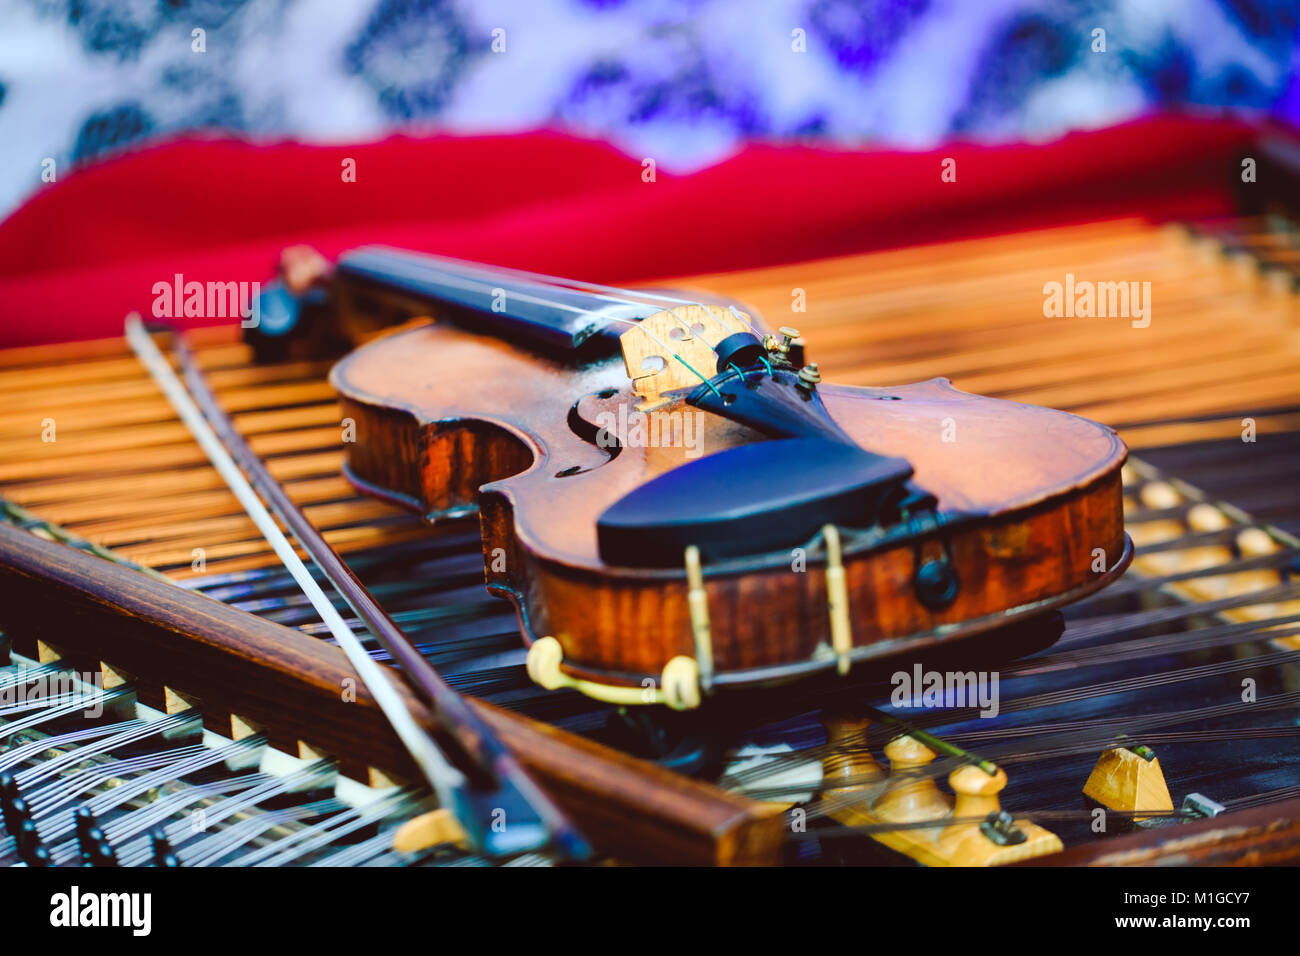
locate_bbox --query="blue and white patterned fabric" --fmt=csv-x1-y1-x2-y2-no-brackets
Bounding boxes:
0,0,1297,217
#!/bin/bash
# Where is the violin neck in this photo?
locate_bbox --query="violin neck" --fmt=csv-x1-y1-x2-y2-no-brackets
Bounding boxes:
333,246,667,356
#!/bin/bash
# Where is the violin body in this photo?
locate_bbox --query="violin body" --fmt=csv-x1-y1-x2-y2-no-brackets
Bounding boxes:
330,272,1130,701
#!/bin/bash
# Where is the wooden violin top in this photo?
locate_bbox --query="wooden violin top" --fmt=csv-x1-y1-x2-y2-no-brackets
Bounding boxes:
331,318,1125,570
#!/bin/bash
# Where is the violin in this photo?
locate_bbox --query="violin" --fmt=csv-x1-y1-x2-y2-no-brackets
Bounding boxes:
254,245,1131,710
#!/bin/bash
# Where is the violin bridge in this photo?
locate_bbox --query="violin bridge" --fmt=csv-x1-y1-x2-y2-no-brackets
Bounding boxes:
819,717,1063,866
619,304,751,410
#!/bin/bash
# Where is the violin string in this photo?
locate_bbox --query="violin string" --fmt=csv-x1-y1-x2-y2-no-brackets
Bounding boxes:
728,304,764,338
603,316,720,395
397,251,770,328
362,252,745,344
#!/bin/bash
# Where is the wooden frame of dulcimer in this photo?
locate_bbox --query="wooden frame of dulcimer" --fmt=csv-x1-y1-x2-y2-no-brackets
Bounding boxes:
259,245,1131,710
0,520,787,866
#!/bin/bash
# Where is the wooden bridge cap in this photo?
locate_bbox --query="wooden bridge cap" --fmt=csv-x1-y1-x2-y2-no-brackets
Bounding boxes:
949,764,1007,796
884,734,936,767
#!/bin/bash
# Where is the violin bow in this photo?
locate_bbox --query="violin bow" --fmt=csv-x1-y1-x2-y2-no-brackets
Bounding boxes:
125,314,590,862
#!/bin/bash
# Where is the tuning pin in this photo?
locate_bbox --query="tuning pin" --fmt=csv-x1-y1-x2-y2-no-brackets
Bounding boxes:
75,807,118,867
778,327,801,355
1,782,49,867
73,805,94,840
88,840,119,867
765,326,801,356
947,763,1009,824
150,827,181,868
0,771,22,833
15,817,50,867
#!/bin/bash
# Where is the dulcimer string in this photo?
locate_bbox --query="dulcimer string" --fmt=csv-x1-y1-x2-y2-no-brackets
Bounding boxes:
718,624,1300,794
716,617,1300,837
727,683,1300,839
801,780,1300,840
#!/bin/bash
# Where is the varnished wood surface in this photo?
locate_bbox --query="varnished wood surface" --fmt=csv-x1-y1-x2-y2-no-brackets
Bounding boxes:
333,311,1126,685
1015,795,1300,866
334,326,1126,560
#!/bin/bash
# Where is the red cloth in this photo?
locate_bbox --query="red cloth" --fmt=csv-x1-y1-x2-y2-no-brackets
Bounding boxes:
0,115,1256,347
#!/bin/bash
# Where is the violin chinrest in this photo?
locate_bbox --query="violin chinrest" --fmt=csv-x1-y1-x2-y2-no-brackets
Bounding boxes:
596,438,914,566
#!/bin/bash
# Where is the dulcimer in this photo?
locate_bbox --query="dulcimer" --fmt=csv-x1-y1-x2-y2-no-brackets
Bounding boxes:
251,245,1131,710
